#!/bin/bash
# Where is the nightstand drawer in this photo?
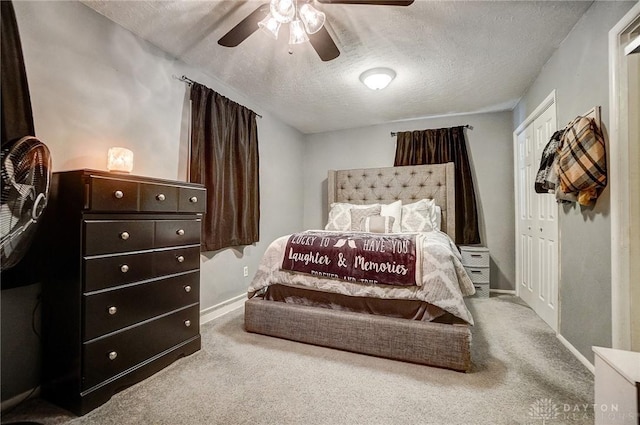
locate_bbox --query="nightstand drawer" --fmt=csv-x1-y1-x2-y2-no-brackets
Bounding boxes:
155,219,201,248
83,272,199,341
84,220,154,255
472,283,490,298
460,247,490,267
82,304,199,390
464,266,489,283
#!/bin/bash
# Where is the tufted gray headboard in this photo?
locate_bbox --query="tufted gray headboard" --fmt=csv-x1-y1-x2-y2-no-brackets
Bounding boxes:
327,163,455,239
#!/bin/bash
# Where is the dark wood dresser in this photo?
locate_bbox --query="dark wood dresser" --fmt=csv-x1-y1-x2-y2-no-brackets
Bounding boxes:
41,169,206,415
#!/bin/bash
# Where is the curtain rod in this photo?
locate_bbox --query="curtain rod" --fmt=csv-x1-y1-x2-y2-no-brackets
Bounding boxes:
390,124,471,137
172,74,263,119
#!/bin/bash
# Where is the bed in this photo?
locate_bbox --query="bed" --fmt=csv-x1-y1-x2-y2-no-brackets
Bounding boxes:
244,163,475,371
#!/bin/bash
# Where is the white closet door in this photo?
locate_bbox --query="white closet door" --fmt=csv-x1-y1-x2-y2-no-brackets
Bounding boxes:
516,100,559,332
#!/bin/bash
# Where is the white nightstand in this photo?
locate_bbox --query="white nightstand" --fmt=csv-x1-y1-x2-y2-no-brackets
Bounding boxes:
593,346,640,425
459,246,490,298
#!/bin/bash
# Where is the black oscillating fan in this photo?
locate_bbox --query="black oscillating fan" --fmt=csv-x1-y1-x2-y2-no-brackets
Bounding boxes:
0,136,51,271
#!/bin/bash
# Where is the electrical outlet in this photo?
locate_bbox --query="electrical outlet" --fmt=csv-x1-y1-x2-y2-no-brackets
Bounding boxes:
243,266,249,277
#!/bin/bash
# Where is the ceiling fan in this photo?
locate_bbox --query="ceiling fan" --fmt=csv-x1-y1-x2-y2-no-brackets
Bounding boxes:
217,0,414,62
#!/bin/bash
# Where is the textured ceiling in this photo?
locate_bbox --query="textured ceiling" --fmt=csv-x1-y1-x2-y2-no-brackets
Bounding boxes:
80,0,592,134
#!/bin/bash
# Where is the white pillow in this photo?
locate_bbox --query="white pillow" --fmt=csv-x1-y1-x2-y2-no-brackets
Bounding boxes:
401,199,437,232
434,205,442,230
380,200,402,233
325,202,380,231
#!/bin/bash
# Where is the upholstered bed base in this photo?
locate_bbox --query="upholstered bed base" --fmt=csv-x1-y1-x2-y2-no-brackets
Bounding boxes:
244,298,472,372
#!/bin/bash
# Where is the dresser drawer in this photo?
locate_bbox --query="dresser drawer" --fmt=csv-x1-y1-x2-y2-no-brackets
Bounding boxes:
88,177,138,212
83,272,199,341
154,246,200,276
460,247,490,267
84,220,154,255
84,251,155,292
178,187,206,213
140,183,178,212
155,219,201,248
464,266,490,283
82,304,199,390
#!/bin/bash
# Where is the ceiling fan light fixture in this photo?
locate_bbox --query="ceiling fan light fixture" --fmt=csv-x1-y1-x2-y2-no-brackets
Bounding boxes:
299,3,325,34
289,19,309,45
359,67,396,90
270,0,296,23
258,13,281,39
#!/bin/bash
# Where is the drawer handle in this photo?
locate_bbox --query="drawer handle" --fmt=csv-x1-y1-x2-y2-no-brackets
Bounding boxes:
471,254,482,258
176,255,185,263
176,229,185,236
184,285,192,293
156,193,166,201
184,320,191,327
108,351,118,361
114,190,124,199
470,270,482,274
120,231,130,240
189,196,198,203
108,306,117,315
120,264,129,273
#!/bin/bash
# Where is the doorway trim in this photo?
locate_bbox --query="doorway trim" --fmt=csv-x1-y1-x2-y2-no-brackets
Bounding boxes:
609,3,640,351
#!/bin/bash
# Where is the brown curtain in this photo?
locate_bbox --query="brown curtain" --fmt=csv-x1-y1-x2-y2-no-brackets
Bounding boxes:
189,83,259,252
394,127,480,245
1,0,35,149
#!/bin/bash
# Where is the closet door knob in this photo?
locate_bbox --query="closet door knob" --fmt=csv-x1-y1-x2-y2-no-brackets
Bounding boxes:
189,196,198,203
176,255,185,263
176,229,185,236
184,285,192,293
108,306,117,315
108,351,118,361
114,190,124,199
156,193,166,201
120,264,129,273
120,231,130,240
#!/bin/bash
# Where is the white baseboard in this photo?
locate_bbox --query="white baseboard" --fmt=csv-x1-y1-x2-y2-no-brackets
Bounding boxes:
556,333,595,374
490,289,516,295
1,386,40,413
200,293,245,325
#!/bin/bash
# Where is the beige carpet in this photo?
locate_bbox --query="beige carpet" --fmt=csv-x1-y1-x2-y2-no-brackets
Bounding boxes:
2,295,595,425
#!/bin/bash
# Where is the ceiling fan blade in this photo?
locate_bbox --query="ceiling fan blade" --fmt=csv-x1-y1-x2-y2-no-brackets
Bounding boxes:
308,26,340,62
317,0,414,5
218,3,269,47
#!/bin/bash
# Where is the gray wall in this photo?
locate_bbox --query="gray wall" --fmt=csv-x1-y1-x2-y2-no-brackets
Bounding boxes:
2,1,305,402
513,1,635,363
303,111,516,291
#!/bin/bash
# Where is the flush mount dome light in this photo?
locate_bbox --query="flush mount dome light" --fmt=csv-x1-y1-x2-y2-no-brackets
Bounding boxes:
359,68,396,90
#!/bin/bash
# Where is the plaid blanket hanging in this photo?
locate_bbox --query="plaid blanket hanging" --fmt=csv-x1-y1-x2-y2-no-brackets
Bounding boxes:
556,116,607,206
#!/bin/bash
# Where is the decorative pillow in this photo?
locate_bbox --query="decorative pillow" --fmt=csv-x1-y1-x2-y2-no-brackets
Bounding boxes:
360,215,395,233
380,200,402,233
401,199,436,232
326,202,385,231
350,205,381,231
434,205,442,230
325,203,355,231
